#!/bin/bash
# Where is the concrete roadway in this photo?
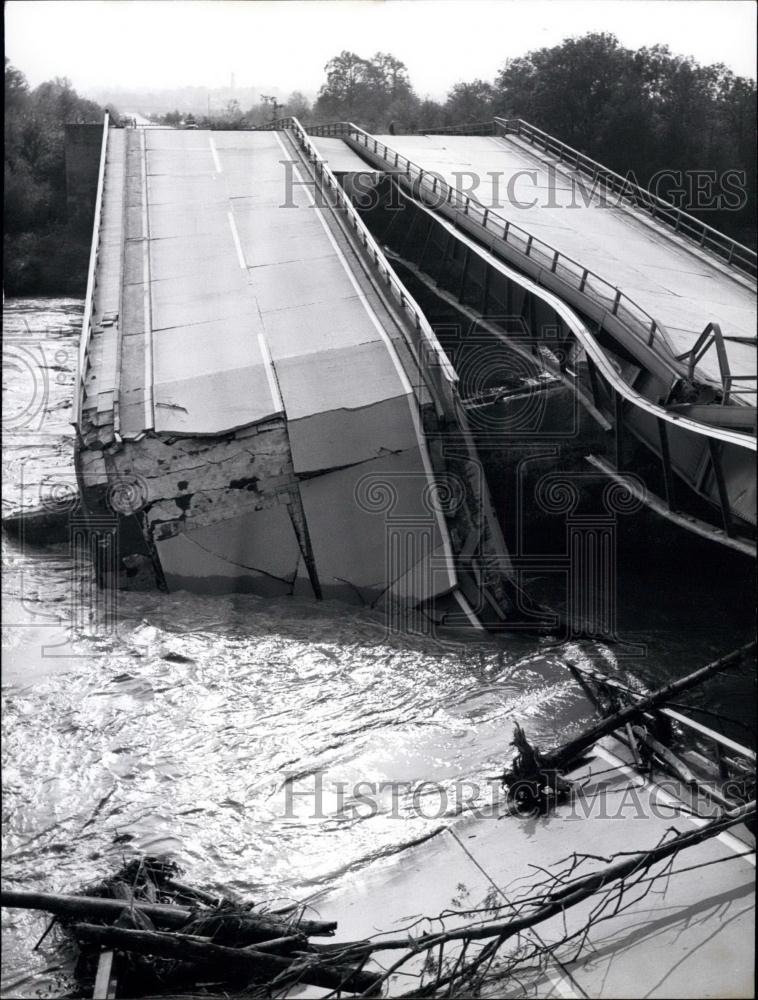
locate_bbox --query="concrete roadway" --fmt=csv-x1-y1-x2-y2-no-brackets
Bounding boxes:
120,128,418,457
368,133,757,393
112,126,458,605
306,735,755,998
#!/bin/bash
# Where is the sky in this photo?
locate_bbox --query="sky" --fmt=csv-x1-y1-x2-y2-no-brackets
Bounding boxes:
5,0,757,100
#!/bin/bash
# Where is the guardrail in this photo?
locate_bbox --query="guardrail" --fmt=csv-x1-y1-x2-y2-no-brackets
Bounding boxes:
262,117,459,419
305,120,685,366
678,322,757,406
73,111,110,435
385,182,754,547
496,118,757,280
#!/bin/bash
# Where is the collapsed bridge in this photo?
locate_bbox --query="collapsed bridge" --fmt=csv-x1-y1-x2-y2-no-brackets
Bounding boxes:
70,114,757,628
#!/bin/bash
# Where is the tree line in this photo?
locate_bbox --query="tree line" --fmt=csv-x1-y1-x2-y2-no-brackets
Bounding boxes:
156,34,754,243
309,35,755,243
4,58,113,293
4,31,755,295
154,91,312,130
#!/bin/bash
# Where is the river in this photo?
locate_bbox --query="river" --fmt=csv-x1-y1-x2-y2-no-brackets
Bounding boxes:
2,298,754,997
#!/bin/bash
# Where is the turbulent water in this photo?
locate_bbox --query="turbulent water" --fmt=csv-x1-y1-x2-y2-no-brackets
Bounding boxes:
2,298,754,997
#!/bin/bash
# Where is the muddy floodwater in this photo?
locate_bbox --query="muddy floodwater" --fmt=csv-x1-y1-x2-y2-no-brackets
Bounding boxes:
2,298,755,997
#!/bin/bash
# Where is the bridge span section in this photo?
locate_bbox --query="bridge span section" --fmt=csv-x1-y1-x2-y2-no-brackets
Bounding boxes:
74,122,517,625
312,126,756,402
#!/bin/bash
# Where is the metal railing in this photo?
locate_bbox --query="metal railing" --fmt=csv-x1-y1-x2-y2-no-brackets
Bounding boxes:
305,120,683,366
73,111,110,435
496,118,758,280
262,117,459,419
678,322,757,405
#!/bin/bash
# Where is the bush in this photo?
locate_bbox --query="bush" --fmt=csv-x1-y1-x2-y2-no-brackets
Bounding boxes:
4,59,105,294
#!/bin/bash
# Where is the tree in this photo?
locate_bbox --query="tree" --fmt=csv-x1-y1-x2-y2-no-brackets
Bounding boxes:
284,90,311,120
415,97,446,131
315,50,370,118
367,52,412,100
4,60,108,292
445,80,498,123
313,50,417,130
490,33,756,243
495,33,633,153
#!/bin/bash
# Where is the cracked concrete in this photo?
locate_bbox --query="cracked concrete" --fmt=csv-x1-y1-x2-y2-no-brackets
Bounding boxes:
74,127,524,623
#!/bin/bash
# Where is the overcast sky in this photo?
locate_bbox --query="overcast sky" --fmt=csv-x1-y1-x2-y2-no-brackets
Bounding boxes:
5,0,757,99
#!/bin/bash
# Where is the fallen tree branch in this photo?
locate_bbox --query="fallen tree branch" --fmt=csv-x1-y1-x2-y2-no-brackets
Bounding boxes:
544,798,754,904
323,799,754,964
502,641,755,791
1,890,191,928
0,888,337,938
307,799,756,998
72,923,381,995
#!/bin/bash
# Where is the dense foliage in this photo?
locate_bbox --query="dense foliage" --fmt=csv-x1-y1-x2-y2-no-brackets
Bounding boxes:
4,59,109,293
4,32,755,295
493,34,756,239
312,35,756,242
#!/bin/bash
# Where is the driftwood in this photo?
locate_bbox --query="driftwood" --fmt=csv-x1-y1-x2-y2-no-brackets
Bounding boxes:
62,805,750,999
502,723,577,811
0,890,190,928
0,888,337,938
632,726,699,783
2,878,368,997
72,923,381,995
502,641,755,794
245,934,304,954
163,878,221,906
176,910,314,948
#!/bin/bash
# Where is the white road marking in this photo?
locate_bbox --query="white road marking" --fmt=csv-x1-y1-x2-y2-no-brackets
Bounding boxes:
226,177,282,419
209,136,222,173
227,210,246,269
271,131,458,593
593,744,755,865
140,130,154,430
272,132,412,396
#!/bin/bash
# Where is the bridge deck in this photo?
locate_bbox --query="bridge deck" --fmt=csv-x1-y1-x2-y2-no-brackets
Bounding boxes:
119,128,418,450
304,733,755,998
370,134,756,393
82,126,466,606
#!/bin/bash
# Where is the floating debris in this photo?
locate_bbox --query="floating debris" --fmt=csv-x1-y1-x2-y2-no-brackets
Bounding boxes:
1,857,380,998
